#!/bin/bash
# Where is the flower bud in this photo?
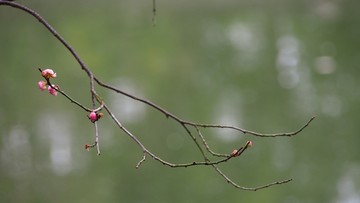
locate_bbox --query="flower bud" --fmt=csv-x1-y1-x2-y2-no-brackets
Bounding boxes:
85,144,91,151
88,111,104,123
230,149,238,157
38,81,47,91
88,111,97,123
41,68,57,79
47,85,58,96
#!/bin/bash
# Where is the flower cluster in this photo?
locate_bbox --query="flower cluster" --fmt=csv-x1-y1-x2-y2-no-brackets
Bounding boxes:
37,68,104,153
38,68,58,96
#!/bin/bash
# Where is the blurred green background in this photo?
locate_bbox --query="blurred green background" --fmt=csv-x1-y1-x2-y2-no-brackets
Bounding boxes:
1,0,360,202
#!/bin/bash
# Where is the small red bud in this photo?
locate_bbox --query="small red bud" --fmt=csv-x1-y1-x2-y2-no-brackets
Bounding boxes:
230,149,239,157
85,144,91,151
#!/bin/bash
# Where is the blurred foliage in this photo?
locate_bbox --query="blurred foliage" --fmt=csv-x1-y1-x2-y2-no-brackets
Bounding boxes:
1,0,360,202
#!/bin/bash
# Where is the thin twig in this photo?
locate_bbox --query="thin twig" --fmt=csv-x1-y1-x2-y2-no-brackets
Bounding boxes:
94,122,100,155
136,154,146,169
38,68,94,112
196,126,229,157
152,0,156,26
189,116,316,137
211,165,293,191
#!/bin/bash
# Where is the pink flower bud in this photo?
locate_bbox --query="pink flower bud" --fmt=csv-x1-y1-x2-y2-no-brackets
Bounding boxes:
88,111,97,123
41,68,57,79
38,81,47,91
247,141,253,147
48,85,58,96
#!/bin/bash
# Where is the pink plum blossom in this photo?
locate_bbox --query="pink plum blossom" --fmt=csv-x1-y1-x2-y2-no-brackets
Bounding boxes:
47,85,58,96
38,81,47,91
41,68,56,79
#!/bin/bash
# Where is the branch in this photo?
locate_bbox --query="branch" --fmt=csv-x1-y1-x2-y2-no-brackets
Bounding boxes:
93,78,315,138
0,0,315,191
190,116,316,137
212,165,293,191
